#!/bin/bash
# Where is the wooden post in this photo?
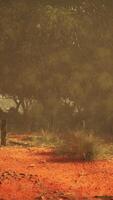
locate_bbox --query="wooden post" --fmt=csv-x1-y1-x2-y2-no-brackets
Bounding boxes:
1,119,7,146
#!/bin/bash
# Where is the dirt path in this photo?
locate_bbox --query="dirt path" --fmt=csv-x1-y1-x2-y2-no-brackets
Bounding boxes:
0,147,113,200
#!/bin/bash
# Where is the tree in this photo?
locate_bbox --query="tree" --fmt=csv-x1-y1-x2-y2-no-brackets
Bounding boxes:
0,0,113,132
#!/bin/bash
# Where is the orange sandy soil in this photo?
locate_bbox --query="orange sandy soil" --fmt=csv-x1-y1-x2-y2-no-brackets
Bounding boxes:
0,139,113,199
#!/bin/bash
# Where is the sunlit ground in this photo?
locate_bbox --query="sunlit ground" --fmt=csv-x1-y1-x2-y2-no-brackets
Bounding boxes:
0,133,113,200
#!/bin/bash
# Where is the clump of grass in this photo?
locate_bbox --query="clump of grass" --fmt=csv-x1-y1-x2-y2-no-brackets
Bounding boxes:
35,130,62,147
20,130,62,147
56,131,111,161
95,143,113,160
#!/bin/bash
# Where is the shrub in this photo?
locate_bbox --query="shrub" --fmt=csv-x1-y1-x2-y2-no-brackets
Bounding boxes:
56,131,101,161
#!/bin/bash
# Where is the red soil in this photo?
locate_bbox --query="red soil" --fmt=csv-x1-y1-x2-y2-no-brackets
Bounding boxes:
0,145,113,199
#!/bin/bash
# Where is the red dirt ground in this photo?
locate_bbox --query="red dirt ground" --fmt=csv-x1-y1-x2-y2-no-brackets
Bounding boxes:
0,145,113,199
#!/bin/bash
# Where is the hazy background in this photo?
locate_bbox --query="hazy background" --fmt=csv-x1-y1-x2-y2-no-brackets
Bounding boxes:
0,0,113,135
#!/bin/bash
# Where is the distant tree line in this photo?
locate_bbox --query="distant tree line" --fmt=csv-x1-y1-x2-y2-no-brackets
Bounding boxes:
0,0,113,133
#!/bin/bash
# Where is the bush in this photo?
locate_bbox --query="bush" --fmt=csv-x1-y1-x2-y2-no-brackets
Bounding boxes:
56,131,102,161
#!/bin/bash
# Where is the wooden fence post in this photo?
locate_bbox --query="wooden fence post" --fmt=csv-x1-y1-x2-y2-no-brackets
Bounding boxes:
1,119,7,146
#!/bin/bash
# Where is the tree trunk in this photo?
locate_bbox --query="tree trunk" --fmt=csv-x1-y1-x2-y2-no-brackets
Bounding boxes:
1,119,7,146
